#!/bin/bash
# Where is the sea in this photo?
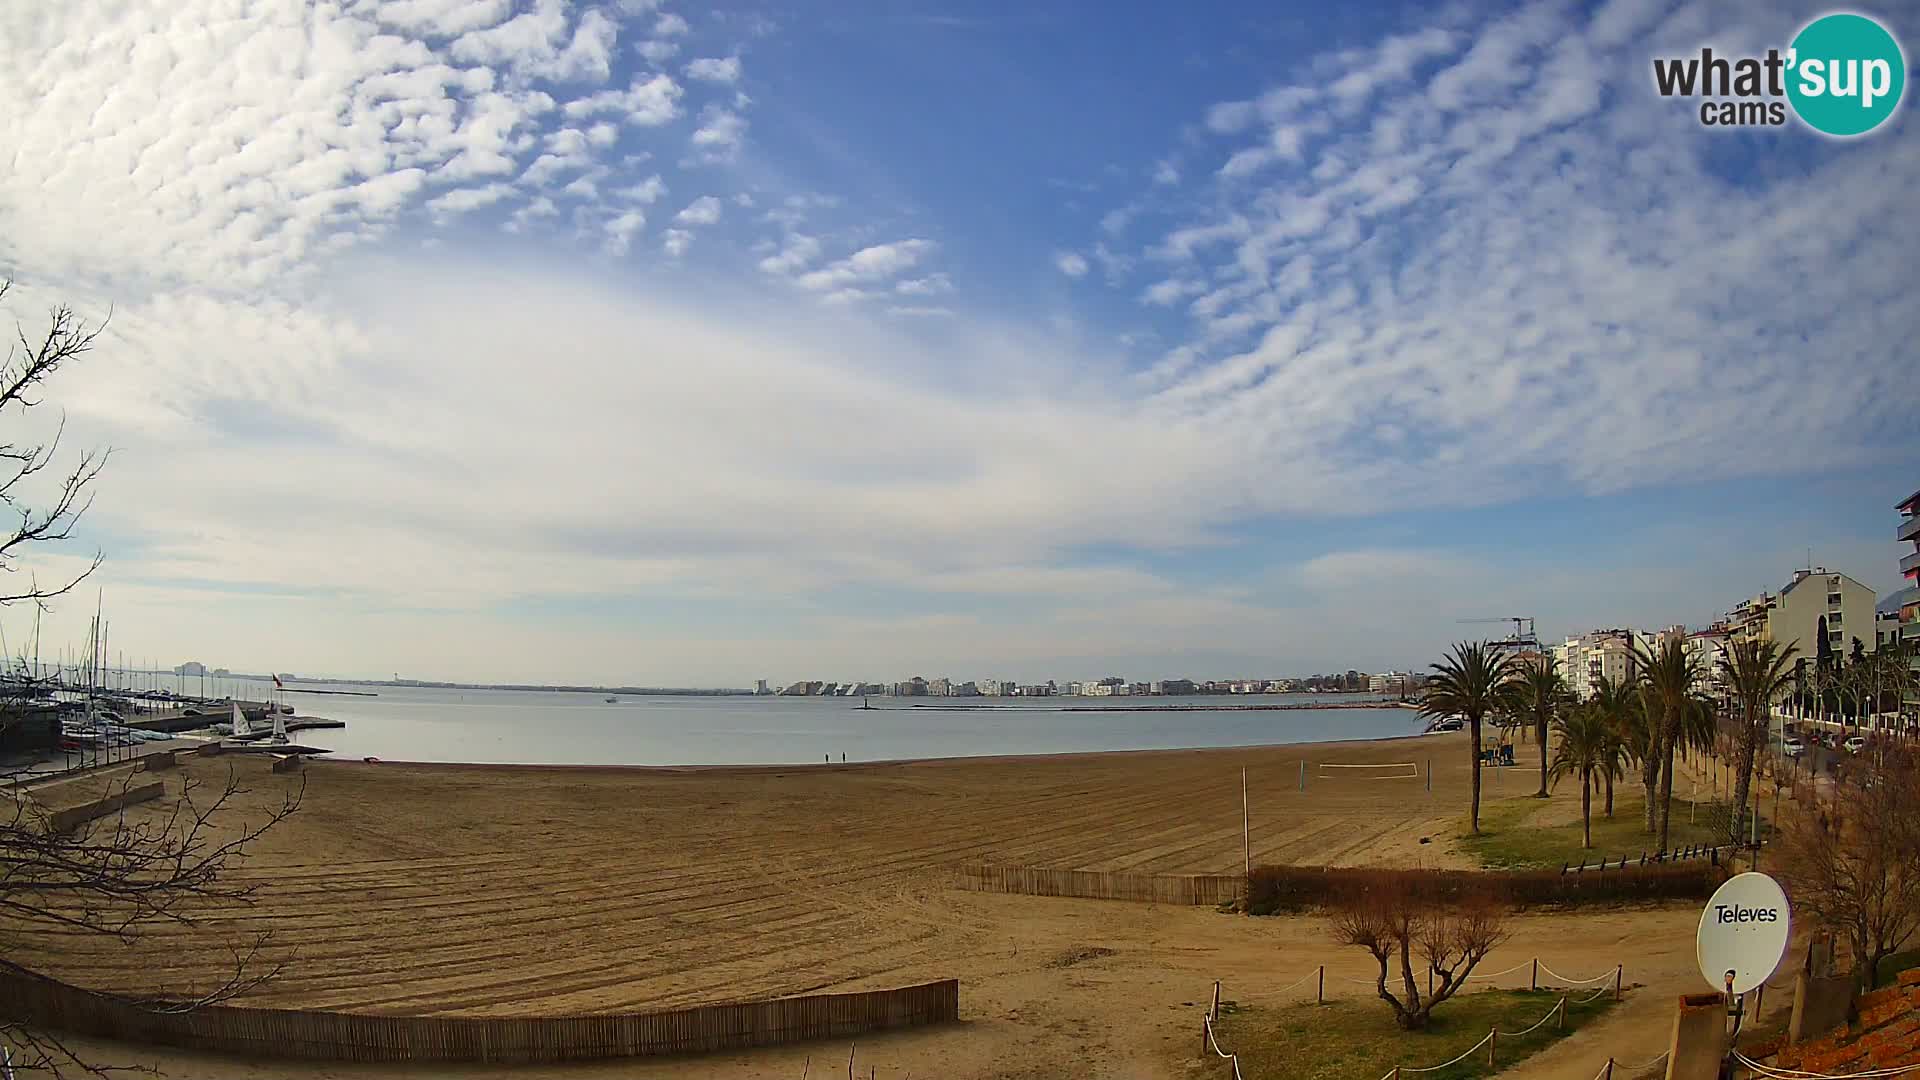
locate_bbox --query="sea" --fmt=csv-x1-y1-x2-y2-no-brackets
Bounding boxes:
131,676,1428,766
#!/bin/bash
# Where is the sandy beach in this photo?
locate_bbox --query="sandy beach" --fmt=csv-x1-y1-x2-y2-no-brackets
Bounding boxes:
9,732,1734,1079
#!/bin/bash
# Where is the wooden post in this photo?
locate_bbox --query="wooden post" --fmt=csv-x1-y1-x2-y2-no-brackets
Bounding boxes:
1605,1058,1614,1080
848,1046,855,1080
1487,1027,1498,1067
1532,958,1539,991
1299,759,1306,792
1212,980,1221,1021
1318,965,1325,1005
1614,965,1623,1001
1557,996,1567,1031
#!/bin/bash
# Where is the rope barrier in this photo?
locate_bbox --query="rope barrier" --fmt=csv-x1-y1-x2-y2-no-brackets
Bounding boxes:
1402,1030,1496,1073
1465,959,1537,981
1616,1051,1671,1072
1497,997,1567,1038
1575,984,1614,1004
1268,968,1322,996
1733,1051,1920,1079
1537,962,1619,985
1201,1014,1247,1080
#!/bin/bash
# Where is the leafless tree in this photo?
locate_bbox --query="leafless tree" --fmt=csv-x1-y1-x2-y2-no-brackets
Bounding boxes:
0,282,302,1075
0,280,110,612
2,767,303,1075
1326,873,1511,1030
1776,748,1920,991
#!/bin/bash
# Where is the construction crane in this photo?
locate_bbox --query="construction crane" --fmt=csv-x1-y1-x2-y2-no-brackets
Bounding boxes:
1456,617,1539,651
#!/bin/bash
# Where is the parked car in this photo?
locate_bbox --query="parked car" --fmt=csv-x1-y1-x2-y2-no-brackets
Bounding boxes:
1781,738,1806,758
1843,735,1868,754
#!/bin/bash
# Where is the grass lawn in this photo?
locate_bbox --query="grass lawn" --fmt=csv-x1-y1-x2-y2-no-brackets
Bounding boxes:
1206,988,1619,1080
1460,789,1749,871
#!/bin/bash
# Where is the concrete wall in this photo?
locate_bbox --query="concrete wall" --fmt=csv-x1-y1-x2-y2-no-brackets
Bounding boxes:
1664,993,1727,1080
47,780,166,833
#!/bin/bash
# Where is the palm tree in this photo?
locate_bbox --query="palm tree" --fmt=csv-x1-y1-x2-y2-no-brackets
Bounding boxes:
1588,675,1636,817
1549,704,1614,848
1512,653,1569,798
1633,635,1703,852
1621,684,1663,835
1718,638,1799,847
1421,641,1520,835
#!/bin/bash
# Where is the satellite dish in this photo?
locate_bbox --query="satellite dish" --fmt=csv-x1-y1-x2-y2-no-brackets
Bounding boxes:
1697,872,1791,995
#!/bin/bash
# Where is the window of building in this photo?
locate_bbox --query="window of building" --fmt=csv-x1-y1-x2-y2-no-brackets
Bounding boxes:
1829,630,1843,644
1830,612,1842,626
1828,593,1843,606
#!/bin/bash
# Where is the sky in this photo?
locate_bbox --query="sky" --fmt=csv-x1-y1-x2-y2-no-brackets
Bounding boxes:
1,0,1916,688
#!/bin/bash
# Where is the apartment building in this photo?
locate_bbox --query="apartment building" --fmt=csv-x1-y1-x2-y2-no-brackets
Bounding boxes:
1554,629,1649,700
1727,567,1879,661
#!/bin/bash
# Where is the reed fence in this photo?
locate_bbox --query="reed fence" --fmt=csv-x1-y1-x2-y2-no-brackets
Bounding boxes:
0,963,958,1063
954,864,1243,905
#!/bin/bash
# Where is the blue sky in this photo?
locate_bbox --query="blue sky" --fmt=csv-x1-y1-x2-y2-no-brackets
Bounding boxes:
1,0,1915,685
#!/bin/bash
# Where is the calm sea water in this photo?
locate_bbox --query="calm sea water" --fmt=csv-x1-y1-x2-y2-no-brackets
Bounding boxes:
129,676,1427,765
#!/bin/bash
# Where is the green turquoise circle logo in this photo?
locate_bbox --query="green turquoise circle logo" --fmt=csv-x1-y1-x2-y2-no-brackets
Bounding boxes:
1787,13,1906,136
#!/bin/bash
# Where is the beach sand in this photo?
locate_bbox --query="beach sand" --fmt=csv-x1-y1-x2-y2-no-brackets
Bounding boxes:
8,732,1728,1078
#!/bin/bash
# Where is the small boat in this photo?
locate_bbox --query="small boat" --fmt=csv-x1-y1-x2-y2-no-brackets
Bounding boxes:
606,696,618,703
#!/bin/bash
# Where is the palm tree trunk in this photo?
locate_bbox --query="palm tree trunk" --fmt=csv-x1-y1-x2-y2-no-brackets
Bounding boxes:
1728,711,1759,846
1657,730,1676,852
1642,755,1660,835
1581,770,1592,848
1604,768,1615,817
1469,717,1483,834
1535,715,1549,798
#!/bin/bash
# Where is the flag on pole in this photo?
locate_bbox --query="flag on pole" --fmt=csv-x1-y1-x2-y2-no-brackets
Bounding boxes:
272,673,284,689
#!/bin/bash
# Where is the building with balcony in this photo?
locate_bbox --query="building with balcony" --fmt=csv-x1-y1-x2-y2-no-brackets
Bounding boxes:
1728,566,1880,662
1554,629,1650,700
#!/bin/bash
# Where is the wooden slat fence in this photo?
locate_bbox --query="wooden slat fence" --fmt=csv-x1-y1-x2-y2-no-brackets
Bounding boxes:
0,964,958,1063
954,863,1243,905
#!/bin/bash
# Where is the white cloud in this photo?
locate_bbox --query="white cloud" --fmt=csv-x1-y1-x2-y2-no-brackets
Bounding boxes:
757,233,821,275
449,0,617,82
685,56,742,84
794,240,934,292
653,12,689,36
371,0,514,37
1054,252,1090,278
3,0,1913,687
894,274,952,296
688,106,747,162
1152,159,1181,186
561,74,683,125
505,195,559,232
636,38,680,64
614,175,668,203
673,195,722,225
427,182,513,217
604,209,647,255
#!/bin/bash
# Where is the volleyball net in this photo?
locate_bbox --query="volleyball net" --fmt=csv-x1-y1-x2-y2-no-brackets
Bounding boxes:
1314,761,1421,780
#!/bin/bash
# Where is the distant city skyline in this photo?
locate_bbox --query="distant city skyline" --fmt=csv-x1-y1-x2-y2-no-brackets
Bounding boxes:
2,2,1914,686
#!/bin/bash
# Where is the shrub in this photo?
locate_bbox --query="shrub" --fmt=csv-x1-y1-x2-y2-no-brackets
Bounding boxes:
1246,862,1721,915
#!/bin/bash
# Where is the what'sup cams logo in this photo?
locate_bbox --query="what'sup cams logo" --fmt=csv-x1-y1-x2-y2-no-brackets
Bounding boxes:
1653,12,1906,136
